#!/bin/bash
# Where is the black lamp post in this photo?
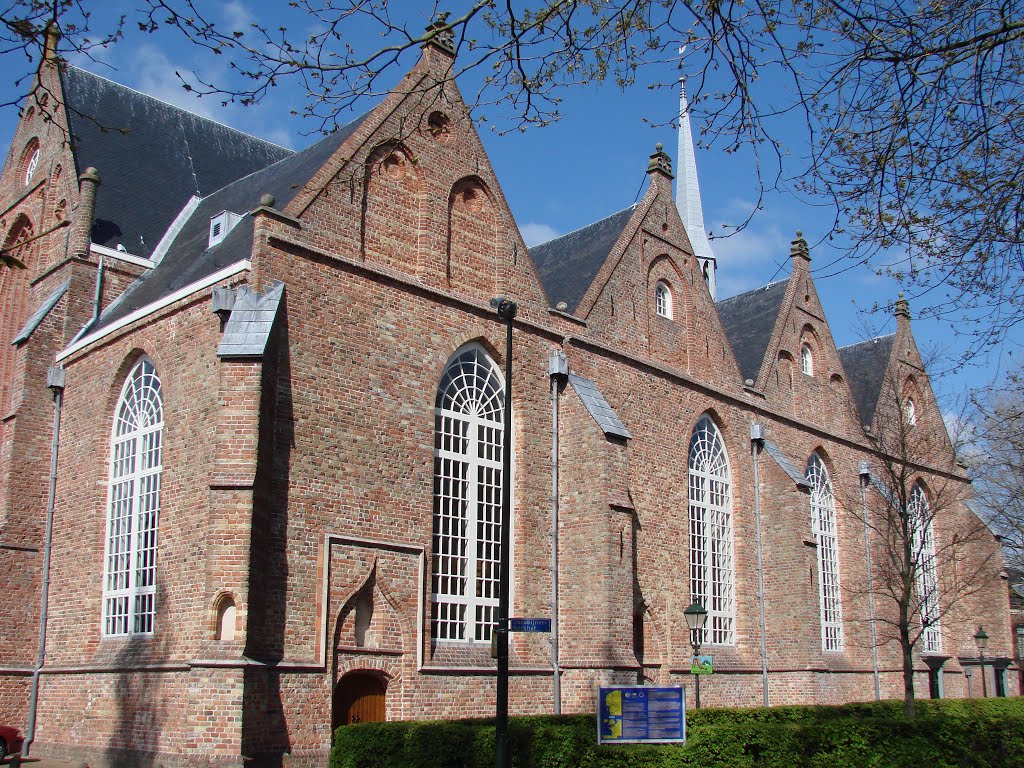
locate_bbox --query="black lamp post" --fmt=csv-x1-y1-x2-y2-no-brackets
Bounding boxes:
491,296,517,768
974,625,989,698
684,602,708,709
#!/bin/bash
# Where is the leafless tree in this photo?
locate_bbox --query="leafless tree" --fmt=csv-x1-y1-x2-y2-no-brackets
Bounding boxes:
2,0,1023,353
861,377,997,717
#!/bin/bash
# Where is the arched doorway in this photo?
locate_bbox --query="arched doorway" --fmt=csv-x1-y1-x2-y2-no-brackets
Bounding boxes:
333,672,386,729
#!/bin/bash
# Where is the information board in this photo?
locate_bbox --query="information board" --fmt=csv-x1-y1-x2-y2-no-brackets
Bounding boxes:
596,685,685,744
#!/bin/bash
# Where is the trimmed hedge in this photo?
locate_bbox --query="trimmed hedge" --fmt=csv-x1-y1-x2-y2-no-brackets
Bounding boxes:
330,698,1024,768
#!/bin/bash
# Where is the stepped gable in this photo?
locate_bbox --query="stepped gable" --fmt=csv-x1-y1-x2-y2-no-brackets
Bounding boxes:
60,65,292,256
715,279,789,383
528,206,636,313
93,117,367,332
838,334,896,426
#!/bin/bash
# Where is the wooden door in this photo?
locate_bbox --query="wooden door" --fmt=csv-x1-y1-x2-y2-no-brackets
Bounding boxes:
333,673,386,729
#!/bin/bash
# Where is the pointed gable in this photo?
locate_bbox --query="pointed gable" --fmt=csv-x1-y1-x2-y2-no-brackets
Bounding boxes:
60,66,291,256
529,206,636,312
838,334,895,427
716,279,789,383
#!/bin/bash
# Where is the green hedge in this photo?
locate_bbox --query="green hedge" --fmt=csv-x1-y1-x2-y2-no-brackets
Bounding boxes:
330,698,1024,768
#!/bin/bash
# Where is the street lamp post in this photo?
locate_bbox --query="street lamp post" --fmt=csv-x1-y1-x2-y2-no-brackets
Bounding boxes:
491,296,517,768
974,626,989,698
684,602,708,709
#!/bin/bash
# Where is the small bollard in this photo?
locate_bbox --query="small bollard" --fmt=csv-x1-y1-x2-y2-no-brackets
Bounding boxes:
9,752,21,768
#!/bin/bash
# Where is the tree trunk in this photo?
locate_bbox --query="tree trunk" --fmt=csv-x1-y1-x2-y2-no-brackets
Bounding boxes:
900,614,916,718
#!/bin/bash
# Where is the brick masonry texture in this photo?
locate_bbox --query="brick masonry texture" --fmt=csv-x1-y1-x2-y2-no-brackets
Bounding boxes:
0,38,1015,768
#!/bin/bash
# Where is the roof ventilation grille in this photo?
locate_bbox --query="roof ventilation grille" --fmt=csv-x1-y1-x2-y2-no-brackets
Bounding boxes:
209,210,243,248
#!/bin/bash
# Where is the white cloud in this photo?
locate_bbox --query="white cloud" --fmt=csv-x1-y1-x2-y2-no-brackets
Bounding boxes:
221,0,254,33
130,43,223,120
710,221,791,298
520,222,560,247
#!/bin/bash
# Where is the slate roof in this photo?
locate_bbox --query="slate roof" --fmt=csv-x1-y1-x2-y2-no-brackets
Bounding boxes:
762,438,810,489
567,373,631,439
838,334,895,426
60,65,292,256
91,116,366,333
218,282,284,358
529,206,636,313
716,279,789,383
12,279,69,345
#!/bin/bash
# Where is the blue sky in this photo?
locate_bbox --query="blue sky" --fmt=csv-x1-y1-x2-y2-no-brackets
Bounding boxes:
1,0,1018,408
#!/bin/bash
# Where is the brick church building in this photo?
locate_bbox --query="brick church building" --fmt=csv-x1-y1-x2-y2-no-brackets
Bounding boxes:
0,22,1015,768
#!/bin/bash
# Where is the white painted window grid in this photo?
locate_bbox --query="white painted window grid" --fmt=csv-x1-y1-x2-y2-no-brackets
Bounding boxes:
655,280,673,319
801,343,814,376
910,484,942,653
688,415,735,646
905,398,917,425
102,357,163,637
808,453,844,651
24,147,40,185
431,346,505,644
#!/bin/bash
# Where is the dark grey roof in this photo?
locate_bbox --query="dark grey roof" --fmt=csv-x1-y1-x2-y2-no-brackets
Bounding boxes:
838,335,895,426
763,438,811,489
90,118,365,333
218,282,284,358
716,280,789,383
60,65,292,256
866,472,897,506
567,373,631,439
12,279,69,345
528,206,636,313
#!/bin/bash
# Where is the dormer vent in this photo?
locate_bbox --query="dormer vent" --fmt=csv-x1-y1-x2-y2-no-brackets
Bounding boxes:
209,211,243,248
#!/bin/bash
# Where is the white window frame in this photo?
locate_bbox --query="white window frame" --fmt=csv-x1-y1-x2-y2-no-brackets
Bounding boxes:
655,280,673,319
102,357,163,637
24,147,40,185
431,345,506,644
905,398,917,425
688,415,734,646
801,343,814,376
910,484,942,653
807,453,844,651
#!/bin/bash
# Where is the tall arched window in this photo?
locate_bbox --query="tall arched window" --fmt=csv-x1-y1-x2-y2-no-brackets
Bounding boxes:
909,483,941,653
103,357,163,636
688,415,734,645
807,453,843,651
432,345,505,643
655,280,673,319
905,398,917,426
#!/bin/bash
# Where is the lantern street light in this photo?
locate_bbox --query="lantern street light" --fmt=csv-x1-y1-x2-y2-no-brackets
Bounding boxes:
684,602,709,709
491,295,517,768
974,626,989,698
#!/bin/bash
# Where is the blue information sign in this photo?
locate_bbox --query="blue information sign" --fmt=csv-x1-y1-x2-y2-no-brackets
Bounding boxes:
597,685,685,744
509,617,551,632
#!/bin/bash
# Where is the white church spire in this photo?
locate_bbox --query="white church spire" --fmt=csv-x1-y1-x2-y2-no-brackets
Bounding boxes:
676,65,718,300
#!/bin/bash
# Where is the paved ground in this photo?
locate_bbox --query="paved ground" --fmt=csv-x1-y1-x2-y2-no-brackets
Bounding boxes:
3,758,80,768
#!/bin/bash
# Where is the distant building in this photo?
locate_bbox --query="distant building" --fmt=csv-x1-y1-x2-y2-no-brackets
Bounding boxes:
0,23,1015,768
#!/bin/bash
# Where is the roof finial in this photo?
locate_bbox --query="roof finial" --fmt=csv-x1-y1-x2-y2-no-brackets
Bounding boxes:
423,12,456,56
790,230,810,263
647,142,673,178
894,292,910,322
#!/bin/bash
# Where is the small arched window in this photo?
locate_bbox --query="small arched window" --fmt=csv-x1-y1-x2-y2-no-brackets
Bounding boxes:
103,357,163,637
655,280,673,319
801,343,814,376
215,595,237,642
807,453,843,651
905,398,917,425
432,345,506,644
20,139,40,185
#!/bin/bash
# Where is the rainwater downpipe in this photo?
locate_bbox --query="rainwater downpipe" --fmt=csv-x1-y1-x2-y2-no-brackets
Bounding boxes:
859,461,881,700
750,423,770,706
25,365,65,755
548,349,568,714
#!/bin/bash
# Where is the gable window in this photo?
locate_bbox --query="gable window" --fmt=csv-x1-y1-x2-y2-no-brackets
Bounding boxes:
807,453,843,651
655,280,673,319
905,398,917,425
910,483,941,653
801,343,814,376
431,345,506,644
20,139,40,185
688,415,734,645
103,357,163,637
